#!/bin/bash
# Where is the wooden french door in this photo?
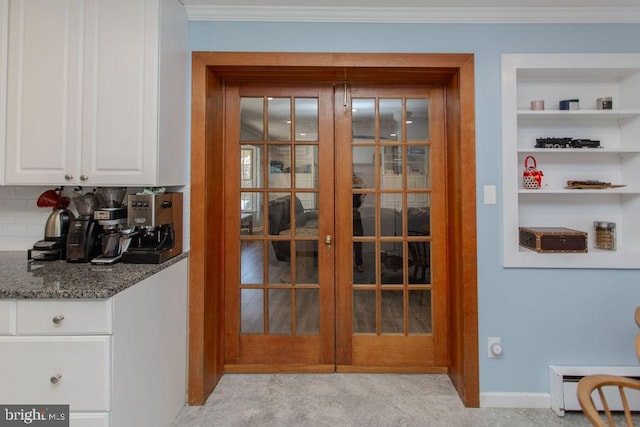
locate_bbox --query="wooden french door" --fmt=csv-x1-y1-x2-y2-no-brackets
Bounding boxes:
335,85,447,371
224,82,446,372
224,83,336,370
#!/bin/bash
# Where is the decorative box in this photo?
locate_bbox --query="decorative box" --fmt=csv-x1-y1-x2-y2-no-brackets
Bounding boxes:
519,227,588,253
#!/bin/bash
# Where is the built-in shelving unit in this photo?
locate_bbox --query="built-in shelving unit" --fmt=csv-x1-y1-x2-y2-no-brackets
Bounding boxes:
502,53,640,268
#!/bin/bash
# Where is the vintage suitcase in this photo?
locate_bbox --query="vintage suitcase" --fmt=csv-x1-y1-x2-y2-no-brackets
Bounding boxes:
519,227,588,253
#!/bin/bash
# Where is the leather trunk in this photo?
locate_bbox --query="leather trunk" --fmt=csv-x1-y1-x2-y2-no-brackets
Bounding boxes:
519,227,588,253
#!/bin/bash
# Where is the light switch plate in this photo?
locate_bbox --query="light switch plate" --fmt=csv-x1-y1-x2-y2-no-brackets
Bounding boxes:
483,185,496,205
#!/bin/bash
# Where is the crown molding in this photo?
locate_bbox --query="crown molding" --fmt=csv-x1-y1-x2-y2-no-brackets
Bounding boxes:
184,5,640,23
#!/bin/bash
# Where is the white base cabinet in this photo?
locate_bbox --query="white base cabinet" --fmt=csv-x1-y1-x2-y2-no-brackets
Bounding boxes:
4,0,187,187
110,259,188,427
0,258,188,427
502,54,640,268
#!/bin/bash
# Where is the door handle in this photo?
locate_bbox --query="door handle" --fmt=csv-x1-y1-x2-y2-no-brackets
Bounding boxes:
325,235,332,249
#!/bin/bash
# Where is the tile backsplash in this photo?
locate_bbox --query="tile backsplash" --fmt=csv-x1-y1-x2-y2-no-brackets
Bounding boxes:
0,186,56,250
0,185,191,252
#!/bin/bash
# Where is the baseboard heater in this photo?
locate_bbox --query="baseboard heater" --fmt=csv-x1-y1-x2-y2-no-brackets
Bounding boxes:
549,365,640,416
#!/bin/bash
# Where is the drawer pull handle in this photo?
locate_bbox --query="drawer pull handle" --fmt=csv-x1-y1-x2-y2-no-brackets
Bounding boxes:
50,374,62,384
52,315,65,324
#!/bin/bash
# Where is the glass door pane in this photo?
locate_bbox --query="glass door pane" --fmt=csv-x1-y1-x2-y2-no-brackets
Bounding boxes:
351,94,432,336
239,94,321,336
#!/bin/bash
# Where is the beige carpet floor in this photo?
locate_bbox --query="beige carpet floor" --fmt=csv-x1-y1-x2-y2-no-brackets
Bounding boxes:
170,373,638,426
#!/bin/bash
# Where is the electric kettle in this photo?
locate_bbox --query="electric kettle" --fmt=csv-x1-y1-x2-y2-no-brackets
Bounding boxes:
44,208,75,241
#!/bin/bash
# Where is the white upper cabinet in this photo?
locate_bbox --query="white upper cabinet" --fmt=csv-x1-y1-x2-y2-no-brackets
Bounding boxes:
502,53,640,269
81,0,187,186
5,0,82,186
4,0,187,186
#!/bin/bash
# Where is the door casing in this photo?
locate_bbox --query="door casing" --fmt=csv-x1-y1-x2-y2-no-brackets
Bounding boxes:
189,52,478,407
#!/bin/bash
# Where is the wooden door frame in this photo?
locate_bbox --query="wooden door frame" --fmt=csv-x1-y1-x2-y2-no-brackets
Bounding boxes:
189,52,478,407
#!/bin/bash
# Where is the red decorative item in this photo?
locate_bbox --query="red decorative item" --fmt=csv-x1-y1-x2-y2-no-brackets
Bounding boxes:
522,155,543,189
37,188,62,207
53,196,71,210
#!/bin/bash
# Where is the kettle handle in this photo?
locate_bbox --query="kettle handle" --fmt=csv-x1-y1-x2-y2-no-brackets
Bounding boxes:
60,210,73,235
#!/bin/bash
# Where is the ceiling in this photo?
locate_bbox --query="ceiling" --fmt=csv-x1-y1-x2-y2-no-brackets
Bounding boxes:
181,0,640,23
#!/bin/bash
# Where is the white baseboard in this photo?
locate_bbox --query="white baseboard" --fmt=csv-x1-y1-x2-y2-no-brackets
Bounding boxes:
480,392,551,409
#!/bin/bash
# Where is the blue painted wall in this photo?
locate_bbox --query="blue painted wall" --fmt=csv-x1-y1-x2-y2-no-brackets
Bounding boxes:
190,22,640,395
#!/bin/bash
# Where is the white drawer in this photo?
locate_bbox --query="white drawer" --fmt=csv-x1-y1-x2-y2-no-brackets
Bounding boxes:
16,299,112,335
0,300,15,335
0,336,111,411
70,412,110,427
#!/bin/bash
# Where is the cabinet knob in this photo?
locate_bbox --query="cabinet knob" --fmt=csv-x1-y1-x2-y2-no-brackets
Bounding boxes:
64,174,74,181
52,315,64,324
50,374,62,384
80,174,89,181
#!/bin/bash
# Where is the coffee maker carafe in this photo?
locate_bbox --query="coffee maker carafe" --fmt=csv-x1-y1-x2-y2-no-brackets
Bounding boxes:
122,193,183,264
66,192,101,262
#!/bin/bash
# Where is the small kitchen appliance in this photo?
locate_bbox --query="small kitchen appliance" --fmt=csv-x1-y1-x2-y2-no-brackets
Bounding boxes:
66,192,102,263
28,208,75,261
91,187,129,265
122,192,183,264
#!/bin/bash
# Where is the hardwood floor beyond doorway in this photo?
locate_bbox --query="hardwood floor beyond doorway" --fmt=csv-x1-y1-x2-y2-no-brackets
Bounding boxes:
240,241,433,335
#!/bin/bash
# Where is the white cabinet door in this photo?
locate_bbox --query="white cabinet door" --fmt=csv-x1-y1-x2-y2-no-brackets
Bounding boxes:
0,336,111,411
82,0,188,185
5,0,83,185
80,0,187,186
0,0,8,185
81,0,158,186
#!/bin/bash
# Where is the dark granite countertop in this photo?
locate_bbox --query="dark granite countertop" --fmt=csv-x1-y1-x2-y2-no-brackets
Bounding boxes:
0,251,189,299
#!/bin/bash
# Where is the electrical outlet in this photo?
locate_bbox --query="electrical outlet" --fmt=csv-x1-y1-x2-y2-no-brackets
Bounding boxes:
488,337,503,358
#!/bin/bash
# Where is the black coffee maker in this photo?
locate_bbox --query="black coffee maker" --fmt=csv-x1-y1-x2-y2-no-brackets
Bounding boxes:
66,192,102,263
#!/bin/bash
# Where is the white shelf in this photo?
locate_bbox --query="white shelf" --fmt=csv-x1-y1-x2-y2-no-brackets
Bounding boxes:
518,148,640,154
518,188,640,195
502,53,640,269
517,109,640,120
506,249,640,270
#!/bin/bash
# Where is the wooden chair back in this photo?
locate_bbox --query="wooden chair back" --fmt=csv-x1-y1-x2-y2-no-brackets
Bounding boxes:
577,306,640,426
